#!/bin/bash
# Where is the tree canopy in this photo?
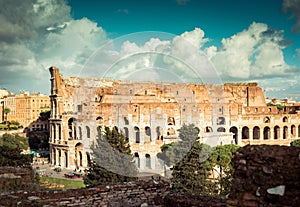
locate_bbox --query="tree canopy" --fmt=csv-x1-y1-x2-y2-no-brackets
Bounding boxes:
158,123,239,197
0,133,29,150
84,126,138,187
290,139,300,147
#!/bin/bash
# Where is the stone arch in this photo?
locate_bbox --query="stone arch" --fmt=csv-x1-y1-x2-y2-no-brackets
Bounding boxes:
263,126,270,140
124,117,129,125
156,126,162,140
253,126,260,140
291,125,296,138
145,154,151,169
145,126,151,142
167,127,175,135
68,118,76,139
86,152,91,164
75,143,84,169
134,126,140,143
264,116,270,123
283,126,288,139
283,116,288,122
64,151,68,168
217,117,225,125
78,126,82,140
96,116,104,125
134,152,140,168
86,126,90,138
242,126,249,139
96,126,102,137
124,127,129,141
230,126,238,144
274,125,280,139
167,117,175,125
217,127,226,132
205,126,213,133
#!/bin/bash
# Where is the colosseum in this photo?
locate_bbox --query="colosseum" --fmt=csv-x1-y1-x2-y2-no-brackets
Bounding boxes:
49,66,300,174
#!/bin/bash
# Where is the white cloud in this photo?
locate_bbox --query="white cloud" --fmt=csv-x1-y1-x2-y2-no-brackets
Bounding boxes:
206,22,294,80
0,0,106,94
82,28,219,84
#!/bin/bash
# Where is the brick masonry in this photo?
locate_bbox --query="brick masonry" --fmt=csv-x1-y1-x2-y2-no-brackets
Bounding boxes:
228,145,300,207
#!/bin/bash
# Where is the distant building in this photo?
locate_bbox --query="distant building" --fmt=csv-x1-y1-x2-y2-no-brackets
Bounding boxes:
49,66,300,174
1,92,50,127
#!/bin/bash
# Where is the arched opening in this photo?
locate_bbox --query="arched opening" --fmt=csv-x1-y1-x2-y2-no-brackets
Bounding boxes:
96,116,104,125
145,126,151,142
75,143,83,169
156,126,161,140
134,152,140,168
298,125,300,138
217,127,226,132
264,116,270,123
205,126,213,133
78,126,82,140
242,126,249,139
263,126,270,140
217,117,225,125
79,151,83,167
291,125,296,138
283,126,288,139
86,152,91,164
134,126,140,143
283,116,288,122
167,127,175,135
167,117,175,125
274,126,280,139
145,154,151,169
58,150,61,166
86,126,90,138
230,126,238,144
96,126,102,138
124,127,129,141
253,126,260,140
68,118,76,139
124,117,129,125
65,151,68,168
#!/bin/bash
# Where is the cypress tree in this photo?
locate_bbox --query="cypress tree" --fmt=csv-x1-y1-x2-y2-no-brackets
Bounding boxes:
84,126,138,187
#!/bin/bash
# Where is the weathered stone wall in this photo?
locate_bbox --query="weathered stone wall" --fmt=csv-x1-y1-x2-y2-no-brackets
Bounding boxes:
0,167,39,193
163,193,226,207
0,180,170,207
228,145,300,207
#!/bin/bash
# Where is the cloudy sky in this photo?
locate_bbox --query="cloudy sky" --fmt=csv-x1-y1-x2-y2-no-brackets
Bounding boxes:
0,0,300,100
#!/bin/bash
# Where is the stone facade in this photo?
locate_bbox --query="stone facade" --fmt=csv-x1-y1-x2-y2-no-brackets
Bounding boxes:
0,92,50,127
48,66,300,173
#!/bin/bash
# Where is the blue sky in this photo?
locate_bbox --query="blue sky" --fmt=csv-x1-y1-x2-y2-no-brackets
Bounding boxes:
0,0,300,100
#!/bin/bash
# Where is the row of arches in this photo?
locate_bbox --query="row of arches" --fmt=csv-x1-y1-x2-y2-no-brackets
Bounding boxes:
229,125,300,141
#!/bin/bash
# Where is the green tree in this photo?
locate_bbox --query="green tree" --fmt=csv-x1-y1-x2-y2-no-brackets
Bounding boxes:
84,126,138,187
0,133,29,150
171,142,215,196
290,139,300,147
158,123,198,166
3,107,10,122
208,144,240,196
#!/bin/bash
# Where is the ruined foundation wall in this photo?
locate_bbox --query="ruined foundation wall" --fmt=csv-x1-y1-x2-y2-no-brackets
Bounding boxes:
228,145,300,207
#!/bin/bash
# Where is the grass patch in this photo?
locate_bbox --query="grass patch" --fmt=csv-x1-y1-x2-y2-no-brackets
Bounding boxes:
40,176,86,190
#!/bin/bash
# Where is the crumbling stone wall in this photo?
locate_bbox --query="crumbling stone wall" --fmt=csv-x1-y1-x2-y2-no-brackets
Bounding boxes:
228,145,300,207
0,180,169,207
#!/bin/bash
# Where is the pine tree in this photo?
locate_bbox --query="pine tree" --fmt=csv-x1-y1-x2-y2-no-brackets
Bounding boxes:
84,126,138,187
